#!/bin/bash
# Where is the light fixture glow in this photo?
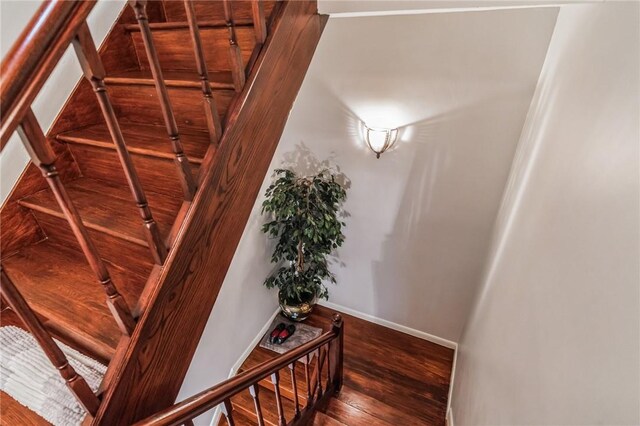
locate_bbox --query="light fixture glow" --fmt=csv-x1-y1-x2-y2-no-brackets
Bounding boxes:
363,125,398,159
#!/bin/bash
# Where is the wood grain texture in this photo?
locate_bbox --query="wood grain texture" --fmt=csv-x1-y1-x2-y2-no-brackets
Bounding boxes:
240,348,310,405
2,241,146,362
1,267,101,416
162,1,276,23
57,123,212,164
0,1,96,146
47,79,104,136
95,2,326,423
0,391,50,426
73,21,168,265
107,84,234,131
227,306,454,426
33,211,154,279
18,178,179,248
106,69,235,90
231,387,296,426
1,142,80,257
130,27,256,72
70,144,199,199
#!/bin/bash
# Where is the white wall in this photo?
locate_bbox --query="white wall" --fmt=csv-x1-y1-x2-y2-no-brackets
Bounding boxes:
451,2,640,424
0,0,125,203
284,8,557,343
179,8,559,424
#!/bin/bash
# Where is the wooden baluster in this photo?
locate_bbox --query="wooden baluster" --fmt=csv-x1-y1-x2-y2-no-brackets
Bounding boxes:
220,398,235,426
288,362,301,419
72,22,167,265
330,314,344,393
251,0,267,45
129,0,197,201
249,384,265,426
270,371,286,426
0,267,101,415
315,347,325,399
183,0,222,145
222,0,245,92
16,108,135,335
304,354,312,405
326,342,332,386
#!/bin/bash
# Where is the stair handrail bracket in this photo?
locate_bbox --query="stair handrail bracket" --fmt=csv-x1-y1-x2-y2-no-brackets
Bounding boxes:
134,314,344,426
0,0,96,148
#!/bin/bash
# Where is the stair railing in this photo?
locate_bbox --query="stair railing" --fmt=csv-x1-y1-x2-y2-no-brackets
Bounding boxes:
133,314,344,426
0,0,273,420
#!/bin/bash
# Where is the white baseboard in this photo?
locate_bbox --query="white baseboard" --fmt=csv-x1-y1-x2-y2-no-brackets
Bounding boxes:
447,347,458,425
228,308,282,376
318,300,458,350
208,308,281,426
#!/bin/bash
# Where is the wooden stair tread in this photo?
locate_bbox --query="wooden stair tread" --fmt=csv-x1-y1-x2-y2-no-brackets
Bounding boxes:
18,177,181,247
162,1,277,23
0,391,51,426
57,123,213,164
231,386,298,426
1,240,145,362
312,411,347,426
123,19,255,32
105,69,235,90
240,347,312,404
218,407,258,426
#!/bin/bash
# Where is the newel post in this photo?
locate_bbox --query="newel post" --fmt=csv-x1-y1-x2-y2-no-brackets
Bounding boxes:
330,313,344,394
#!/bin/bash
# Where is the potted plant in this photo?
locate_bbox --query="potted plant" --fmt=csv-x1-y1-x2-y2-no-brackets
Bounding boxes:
261,168,347,321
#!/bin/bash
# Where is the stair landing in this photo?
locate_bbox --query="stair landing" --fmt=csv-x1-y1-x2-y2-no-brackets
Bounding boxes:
221,305,455,426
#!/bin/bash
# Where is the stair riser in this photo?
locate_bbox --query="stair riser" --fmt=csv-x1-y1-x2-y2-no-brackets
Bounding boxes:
256,375,308,407
108,84,235,131
69,144,198,199
33,212,154,278
130,27,256,72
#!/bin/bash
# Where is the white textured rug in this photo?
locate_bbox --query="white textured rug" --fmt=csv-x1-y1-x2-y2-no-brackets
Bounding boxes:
0,326,106,426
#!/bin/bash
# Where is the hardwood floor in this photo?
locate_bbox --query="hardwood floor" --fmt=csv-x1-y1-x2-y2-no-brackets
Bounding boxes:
222,305,455,426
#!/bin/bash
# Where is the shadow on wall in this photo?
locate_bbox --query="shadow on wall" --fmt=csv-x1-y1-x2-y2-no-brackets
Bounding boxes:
278,142,353,192
366,94,534,342
269,70,534,342
274,142,352,274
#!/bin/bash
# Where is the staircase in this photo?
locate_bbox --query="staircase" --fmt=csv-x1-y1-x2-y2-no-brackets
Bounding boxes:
0,0,327,424
134,305,454,426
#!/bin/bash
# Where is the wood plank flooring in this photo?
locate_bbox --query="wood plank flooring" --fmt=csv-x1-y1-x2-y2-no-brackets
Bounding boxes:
221,305,455,426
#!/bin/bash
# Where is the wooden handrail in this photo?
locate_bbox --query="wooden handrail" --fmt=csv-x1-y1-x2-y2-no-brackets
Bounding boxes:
0,0,96,148
133,314,344,426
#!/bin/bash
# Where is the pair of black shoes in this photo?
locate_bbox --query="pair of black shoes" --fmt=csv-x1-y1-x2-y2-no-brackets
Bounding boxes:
269,323,296,344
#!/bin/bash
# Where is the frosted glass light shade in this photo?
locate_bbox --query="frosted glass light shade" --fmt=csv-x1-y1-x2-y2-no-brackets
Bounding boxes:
364,125,398,158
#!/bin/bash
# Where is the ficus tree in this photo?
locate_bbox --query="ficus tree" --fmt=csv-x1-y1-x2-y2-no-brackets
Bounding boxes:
261,168,347,303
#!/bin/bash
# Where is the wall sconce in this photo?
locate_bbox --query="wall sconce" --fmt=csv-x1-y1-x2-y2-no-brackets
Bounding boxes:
363,125,398,159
